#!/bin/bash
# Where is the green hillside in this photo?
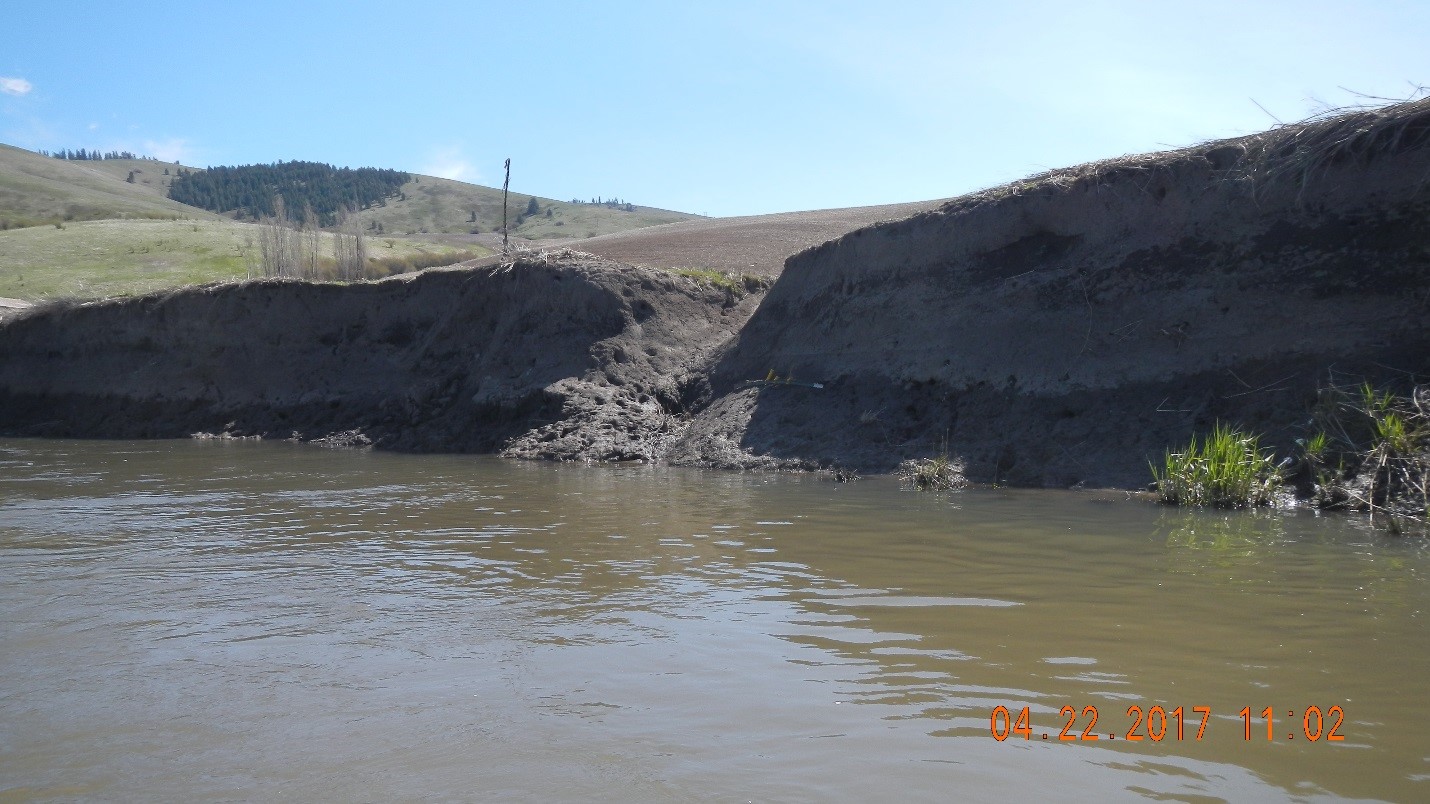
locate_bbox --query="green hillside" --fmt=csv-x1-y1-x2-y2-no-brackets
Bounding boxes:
1,143,701,240
0,144,216,228
85,156,194,199
349,174,701,240
0,143,694,301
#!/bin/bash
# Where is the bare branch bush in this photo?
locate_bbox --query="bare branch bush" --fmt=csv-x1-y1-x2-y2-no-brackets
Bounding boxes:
332,208,368,281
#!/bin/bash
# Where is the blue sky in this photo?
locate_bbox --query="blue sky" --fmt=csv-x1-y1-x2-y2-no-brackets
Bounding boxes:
3,1,1427,217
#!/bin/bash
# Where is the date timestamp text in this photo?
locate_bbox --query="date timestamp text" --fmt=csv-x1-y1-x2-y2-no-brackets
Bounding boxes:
990,705,1346,743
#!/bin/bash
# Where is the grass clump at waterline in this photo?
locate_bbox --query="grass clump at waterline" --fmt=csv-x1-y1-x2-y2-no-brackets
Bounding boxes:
899,453,968,491
1152,422,1283,508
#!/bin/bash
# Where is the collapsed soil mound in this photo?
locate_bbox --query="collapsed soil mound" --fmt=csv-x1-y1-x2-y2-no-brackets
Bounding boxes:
670,99,1430,487
0,252,759,461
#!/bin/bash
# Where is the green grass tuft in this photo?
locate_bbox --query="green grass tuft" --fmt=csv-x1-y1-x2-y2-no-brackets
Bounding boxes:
1152,422,1282,507
667,267,772,294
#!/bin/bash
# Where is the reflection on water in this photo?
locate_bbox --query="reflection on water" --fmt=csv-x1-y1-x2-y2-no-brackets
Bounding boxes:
1,439,1427,802
1159,508,1289,552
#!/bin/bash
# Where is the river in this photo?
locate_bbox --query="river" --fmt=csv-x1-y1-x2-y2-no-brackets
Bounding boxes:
1,439,1426,802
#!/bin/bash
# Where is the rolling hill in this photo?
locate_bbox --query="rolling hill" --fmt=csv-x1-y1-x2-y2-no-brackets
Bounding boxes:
0,143,703,242
0,144,219,229
0,143,941,303
0,146,493,300
0,144,706,300
344,173,701,241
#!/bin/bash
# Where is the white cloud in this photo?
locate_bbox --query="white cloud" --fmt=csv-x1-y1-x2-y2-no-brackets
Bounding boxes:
143,137,195,164
0,77,33,96
420,146,478,182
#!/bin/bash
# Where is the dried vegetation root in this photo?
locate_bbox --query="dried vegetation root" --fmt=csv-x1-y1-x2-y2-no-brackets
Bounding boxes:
1235,95,1430,192
1302,383,1430,532
899,454,968,491
496,245,599,270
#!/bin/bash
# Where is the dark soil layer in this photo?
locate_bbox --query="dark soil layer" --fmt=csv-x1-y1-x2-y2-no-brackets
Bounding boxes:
3,100,1429,490
0,254,758,462
670,100,1430,486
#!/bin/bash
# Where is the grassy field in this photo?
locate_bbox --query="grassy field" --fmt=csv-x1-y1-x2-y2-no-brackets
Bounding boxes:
0,218,491,300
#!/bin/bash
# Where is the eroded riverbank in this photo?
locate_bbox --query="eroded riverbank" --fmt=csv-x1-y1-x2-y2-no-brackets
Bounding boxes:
2,101,1428,489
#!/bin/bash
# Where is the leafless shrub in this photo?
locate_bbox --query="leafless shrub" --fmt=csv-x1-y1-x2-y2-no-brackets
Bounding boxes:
332,209,368,281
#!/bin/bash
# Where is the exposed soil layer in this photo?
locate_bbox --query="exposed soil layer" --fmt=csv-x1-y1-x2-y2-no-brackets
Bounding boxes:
3,101,1429,491
669,100,1430,487
0,254,759,462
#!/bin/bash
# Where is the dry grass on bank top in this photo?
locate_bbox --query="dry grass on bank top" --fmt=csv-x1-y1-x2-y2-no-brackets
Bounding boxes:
942,96,1430,215
572,97,1430,283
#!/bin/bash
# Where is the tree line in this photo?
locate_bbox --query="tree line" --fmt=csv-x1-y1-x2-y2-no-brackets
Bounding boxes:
168,161,410,227
43,148,149,160
569,196,637,212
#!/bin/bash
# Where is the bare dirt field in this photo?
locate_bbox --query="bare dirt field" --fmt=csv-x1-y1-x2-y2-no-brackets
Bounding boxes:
526,200,951,277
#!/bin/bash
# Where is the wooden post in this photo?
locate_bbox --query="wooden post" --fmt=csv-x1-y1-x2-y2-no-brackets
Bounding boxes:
502,158,511,253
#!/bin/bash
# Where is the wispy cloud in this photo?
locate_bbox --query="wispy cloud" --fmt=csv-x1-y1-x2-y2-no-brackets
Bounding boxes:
420,146,478,182
0,77,33,96
143,137,195,164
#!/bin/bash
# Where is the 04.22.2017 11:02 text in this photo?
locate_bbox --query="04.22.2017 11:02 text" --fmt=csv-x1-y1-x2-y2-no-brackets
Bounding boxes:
990,704,1347,743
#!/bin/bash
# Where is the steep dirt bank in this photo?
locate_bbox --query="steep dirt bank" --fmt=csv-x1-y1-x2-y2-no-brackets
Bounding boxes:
0,253,759,461
670,100,1430,487
4,101,1428,491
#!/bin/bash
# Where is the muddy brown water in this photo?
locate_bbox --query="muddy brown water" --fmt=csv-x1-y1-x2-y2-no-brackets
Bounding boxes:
1,439,1426,802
